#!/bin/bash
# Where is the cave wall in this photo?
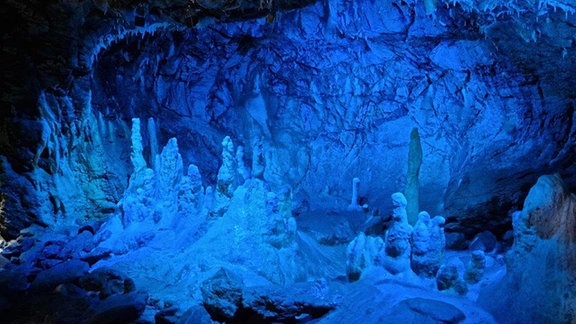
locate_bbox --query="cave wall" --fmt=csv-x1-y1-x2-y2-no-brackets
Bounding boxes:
1,0,575,238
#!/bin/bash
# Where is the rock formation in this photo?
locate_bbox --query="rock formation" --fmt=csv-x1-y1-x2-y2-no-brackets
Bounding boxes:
347,177,362,211
213,136,237,217
383,193,413,274
411,212,446,277
479,174,576,323
346,232,385,282
464,250,486,284
405,128,422,225
436,262,468,296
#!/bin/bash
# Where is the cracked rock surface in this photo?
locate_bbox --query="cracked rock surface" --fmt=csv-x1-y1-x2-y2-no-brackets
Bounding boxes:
1,0,575,239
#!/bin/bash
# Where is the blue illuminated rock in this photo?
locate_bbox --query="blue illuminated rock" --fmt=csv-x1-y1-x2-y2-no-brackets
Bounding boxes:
201,268,243,321
464,250,486,284
155,137,184,227
213,136,237,217
384,193,413,275
31,259,90,291
479,174,576,323
178,164,205,216
346,232,385,282
411,211,446,277
436,262,468,296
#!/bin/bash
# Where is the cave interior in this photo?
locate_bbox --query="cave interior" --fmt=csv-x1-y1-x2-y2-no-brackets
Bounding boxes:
1,0,575,323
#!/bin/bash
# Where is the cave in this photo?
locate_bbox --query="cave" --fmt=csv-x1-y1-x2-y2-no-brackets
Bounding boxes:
1,0,575,323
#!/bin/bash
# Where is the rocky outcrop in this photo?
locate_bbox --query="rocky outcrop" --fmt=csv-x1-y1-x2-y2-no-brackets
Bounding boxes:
201,270,337,322
479,174,576,323
0,225,146,323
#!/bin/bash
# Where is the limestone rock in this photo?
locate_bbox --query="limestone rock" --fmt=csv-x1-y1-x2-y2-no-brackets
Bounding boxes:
411,212,446,277
464,250,486,284
469,231,498,253
213,136,236,217
201,268,244,321
155,137,184,227
31,259,90,291
436,262,468,295
178,164,205,216
346,232,385,282
240,281,337,322
236,145,250,183
78,267,136,299
129,118,147,173
347,177,362,211
445,232,468,250
479,174,576,323
264,186,297,249
84,291,147,324
385,298,466,324
405,128,422,225
251,139,265,179
179,305,215,324
216,136,236,197
384,193,413,274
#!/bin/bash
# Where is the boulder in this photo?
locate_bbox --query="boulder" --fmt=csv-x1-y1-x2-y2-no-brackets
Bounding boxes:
240,282,336,322
469,231,498,253
445,232,468,250
201,268,244,321
79,267,135,299
384,298,466,324
31,260,89,291
436,262,468,295
179,305,214,324
84,291,147,324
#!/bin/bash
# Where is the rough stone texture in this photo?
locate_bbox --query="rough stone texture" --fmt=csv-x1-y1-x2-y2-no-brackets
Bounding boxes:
479,174,576,324
464,250,486,284
405,128,422,225
2,0,576,240
346,232,385,282
178,164,205,217
31,259,90,291
202,274,337,323
436,262,468,296
201,268,244,321
411,212,446,277
84,291,147,324
469,231,498,253
384,193,413,275
385,298,466,324
79,267,135,299
213,136,237,217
